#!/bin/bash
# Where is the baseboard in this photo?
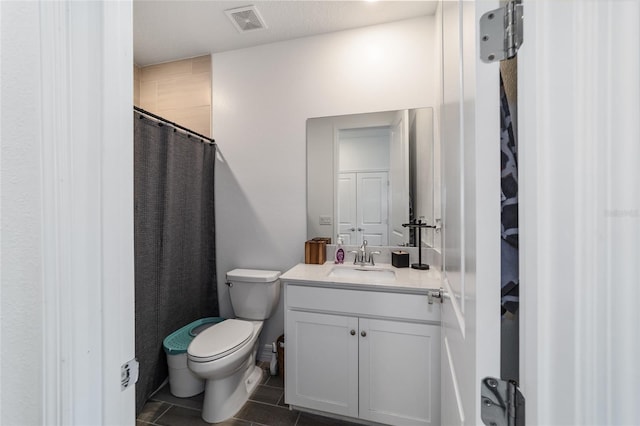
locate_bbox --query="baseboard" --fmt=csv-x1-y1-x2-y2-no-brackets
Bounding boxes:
258,343,274,362
291,405,382,425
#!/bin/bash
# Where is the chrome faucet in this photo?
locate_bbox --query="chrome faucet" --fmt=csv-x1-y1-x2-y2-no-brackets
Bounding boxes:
359,240,368,260
368,250,381,266
349,240,381,266
349,240,367,266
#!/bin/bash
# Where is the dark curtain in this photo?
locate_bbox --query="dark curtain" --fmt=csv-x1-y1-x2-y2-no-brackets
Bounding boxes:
134,112,218,413
500,73,519,316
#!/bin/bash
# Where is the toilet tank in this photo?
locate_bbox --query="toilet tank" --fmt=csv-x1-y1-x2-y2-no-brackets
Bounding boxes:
226,269,281,320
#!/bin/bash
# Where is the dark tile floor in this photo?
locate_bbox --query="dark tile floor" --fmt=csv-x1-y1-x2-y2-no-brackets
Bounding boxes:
136,366,360,426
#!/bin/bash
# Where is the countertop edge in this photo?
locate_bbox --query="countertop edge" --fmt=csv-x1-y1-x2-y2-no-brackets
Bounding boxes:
282,277,432,295
280,262,442,293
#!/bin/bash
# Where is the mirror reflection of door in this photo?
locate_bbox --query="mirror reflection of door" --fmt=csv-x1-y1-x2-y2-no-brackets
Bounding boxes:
389,110,410,246
306,107,435,248
337,173,357,244
336,127,392,246
336,172,389,245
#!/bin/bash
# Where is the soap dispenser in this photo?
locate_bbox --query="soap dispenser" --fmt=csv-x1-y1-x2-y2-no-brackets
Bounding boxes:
335,237,345,264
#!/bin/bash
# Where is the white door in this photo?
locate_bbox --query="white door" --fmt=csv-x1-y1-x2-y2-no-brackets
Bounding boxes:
440,1,501,425
389,110,410,246
338,171,389,246
357,172,389,246
518,1,640,424
359,318,440,426
337,173,358,244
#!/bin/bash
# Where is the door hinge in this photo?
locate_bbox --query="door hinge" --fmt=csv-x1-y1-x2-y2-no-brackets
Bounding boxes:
481,377,525,426
121,358,139,391
480,0,523,63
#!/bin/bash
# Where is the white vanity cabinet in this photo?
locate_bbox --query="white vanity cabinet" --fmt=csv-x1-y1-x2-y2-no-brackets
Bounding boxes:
286,310,359,417
284,282,441,426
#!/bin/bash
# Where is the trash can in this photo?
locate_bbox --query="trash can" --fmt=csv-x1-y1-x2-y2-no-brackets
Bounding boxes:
277,334,285,379
163,317,225,397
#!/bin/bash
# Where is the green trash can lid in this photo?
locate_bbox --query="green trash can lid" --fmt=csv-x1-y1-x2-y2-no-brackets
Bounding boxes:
163,317,225,355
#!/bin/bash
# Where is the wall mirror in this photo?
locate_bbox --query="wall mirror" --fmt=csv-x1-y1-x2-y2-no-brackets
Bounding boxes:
307,107,439,248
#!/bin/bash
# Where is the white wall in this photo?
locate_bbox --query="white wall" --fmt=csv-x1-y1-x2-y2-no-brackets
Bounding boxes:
212,16,437,352
339,127,390,172
1,2,45,423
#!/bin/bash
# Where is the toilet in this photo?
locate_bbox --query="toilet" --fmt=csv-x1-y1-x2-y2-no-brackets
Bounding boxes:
187,269,281,423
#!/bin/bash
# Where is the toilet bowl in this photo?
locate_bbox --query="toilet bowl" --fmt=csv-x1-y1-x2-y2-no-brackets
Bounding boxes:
186,268,280,423
187,319,264,423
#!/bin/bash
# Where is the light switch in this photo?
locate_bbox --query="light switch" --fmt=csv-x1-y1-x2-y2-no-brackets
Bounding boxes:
319,215,332,225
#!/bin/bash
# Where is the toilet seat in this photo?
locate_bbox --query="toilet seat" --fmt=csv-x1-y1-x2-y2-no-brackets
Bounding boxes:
187,319,254,363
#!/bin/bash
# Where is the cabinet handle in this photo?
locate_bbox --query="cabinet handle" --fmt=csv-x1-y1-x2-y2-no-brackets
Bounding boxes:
361,330,367,337
350,330,356,336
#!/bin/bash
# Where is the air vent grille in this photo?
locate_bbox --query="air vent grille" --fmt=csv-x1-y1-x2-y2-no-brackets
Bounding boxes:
225,6,267,33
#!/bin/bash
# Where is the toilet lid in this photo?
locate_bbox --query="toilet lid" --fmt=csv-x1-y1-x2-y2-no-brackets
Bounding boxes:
187,319,253,362
227,268,281,283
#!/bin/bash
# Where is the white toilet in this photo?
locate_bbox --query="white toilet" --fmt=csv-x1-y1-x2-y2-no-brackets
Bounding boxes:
187,269,281,423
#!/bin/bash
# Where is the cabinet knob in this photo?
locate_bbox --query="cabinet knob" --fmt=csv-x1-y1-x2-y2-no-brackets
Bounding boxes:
361,330,367,337
350,329,356,336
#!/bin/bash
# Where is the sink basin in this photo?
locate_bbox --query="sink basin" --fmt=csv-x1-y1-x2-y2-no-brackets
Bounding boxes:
328,265,396,281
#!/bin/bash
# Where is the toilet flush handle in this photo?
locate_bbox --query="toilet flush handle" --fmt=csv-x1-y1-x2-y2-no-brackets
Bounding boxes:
226,281,232,287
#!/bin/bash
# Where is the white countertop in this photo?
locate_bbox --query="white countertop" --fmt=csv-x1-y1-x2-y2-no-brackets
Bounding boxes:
280,262,442,294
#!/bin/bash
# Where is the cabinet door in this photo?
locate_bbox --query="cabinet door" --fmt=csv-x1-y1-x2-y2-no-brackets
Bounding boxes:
285,310,359,417
359,319,440,426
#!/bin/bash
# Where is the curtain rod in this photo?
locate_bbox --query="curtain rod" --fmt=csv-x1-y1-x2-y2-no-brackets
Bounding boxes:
134,106,216,145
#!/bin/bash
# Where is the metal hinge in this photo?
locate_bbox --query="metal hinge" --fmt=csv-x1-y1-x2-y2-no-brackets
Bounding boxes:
121,358,139,391
481,377,525,426
480,0,523,63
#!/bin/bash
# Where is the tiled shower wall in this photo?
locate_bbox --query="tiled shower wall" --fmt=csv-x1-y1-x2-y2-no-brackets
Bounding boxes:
133,55,212,137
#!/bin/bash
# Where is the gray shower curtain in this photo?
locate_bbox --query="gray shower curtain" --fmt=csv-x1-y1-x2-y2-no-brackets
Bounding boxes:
134,112,218,413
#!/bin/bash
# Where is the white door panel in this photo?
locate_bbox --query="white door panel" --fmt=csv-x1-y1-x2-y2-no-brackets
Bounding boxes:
337,173,357,244
357,172,388,246
338,172,389,245
519,1,640,424
440,1,501,425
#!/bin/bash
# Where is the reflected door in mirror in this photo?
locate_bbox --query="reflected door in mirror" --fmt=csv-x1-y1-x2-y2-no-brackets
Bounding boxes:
337,172,389,246
337,173,357,244
307,108,437,249
389,110,410,246
337,126,390,246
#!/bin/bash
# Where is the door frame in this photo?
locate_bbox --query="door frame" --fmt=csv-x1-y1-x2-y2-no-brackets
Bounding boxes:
39,1,135,424
389,109,410,246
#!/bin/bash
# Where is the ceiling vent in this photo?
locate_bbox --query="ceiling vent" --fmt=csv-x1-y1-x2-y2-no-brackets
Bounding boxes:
225,5,267,33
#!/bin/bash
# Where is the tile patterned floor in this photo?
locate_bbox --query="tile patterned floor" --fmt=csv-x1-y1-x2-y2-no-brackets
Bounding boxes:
136,367,360,426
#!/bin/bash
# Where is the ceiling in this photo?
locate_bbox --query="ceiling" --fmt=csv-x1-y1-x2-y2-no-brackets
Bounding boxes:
133,1,439,66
